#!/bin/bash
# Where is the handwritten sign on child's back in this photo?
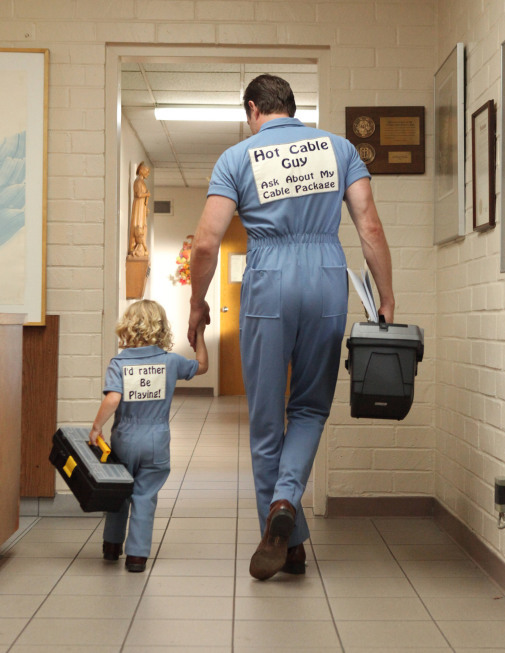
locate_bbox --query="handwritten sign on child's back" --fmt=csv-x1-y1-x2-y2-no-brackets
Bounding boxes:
123,364,166,401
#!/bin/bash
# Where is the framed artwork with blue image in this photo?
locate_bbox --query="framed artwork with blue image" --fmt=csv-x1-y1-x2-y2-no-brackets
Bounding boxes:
0,49,48,325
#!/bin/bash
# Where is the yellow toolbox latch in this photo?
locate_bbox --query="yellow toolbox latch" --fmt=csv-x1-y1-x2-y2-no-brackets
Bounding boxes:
63,456,77,478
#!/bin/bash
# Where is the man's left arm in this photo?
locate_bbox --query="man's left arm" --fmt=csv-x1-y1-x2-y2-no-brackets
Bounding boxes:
345,177,395,323
188,195,237,349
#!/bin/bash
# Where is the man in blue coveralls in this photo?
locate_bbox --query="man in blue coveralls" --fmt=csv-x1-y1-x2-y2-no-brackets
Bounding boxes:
188,75,395,581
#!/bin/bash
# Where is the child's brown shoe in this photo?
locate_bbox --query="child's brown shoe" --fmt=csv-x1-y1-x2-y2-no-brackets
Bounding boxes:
281,543,306,574
103,541,123,561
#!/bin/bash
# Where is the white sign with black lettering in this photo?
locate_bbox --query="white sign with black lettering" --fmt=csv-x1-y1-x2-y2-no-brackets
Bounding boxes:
123,364,166,402
249,137,339,205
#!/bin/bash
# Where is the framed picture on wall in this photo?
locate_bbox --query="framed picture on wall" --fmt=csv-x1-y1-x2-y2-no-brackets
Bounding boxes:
433,43,465,245
471,100,495,232
499,42,505,271
0,49,48,325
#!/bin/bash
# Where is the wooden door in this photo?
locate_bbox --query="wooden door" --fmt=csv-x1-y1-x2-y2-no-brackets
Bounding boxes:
219,215,247,395
218,216,291,396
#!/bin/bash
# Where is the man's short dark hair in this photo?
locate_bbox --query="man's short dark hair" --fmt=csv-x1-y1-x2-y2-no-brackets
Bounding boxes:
243,74,296,118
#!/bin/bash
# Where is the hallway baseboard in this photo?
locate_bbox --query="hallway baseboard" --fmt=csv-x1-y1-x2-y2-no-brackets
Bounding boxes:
173,387,214,396
327,495,505,591
20,493,96,517
327,495,435,517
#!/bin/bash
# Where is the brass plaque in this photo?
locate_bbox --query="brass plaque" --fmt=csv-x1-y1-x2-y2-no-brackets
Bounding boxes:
380,117,420,146
353,116,375,139
388,151,412,164
345,106,425,174
357,143,376,165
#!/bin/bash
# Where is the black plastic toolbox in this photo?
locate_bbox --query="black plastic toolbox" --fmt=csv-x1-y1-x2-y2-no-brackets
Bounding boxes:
49,426,134,512
345,321,424,420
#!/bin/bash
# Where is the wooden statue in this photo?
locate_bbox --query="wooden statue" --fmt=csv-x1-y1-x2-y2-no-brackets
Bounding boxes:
128,162,150,257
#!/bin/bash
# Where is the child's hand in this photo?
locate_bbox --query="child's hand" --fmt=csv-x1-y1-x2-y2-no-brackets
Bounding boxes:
89,426,102,446
194,319,209,375
188,301,210,350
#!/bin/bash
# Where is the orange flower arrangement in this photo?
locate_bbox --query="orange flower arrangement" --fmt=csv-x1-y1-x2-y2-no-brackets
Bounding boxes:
175,235,193,285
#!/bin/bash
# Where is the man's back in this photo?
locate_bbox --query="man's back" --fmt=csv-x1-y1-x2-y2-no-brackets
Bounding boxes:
208,117,369,239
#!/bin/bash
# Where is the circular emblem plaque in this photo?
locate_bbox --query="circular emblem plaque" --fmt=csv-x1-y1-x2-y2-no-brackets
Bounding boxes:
353,115,375,138
356,143,376,165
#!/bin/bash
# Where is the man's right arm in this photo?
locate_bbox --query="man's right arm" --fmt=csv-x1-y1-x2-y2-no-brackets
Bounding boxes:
344,177,395,323
188,194,237,349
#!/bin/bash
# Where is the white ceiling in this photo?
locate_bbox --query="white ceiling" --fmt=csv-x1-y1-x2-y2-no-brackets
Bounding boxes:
121,62,318,188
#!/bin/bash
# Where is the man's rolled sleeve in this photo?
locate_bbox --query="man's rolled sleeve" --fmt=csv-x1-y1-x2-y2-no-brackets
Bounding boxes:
207,150,239,204
344,139,372,189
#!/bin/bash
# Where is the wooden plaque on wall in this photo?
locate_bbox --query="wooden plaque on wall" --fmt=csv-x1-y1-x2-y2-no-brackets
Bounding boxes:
346,106,425,174
126,256,150,299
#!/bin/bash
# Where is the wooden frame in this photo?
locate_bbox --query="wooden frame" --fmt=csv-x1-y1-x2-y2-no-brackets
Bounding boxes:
434,43,465,245
106,43,333,514
0,49,48,325
499,43,505,271
472,100,496,232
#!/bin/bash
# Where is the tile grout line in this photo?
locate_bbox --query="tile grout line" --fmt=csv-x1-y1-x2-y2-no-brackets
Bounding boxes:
370,518,457,653
434,518,505,599
231,397,243,653
5,516,106,652
310,535,354,653
0,518,41,557
3,396,207,651
118,394,214,652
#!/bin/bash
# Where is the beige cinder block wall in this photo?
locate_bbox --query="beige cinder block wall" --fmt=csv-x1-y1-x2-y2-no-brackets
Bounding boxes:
435,0,505,561
1,1,436,501
328,2,437,497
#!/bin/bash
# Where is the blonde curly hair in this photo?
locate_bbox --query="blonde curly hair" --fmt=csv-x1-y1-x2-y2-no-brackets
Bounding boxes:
116,300,174,350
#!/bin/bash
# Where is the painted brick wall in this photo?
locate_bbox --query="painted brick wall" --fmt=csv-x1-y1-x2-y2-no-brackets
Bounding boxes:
435,0,505,559
0,1,436,501
327,1,437,499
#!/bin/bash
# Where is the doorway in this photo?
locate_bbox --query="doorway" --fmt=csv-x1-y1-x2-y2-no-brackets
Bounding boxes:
105,43,331,515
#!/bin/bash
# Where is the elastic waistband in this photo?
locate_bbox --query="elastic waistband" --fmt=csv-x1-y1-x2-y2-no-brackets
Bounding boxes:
116,417,169,425
248,232,340,250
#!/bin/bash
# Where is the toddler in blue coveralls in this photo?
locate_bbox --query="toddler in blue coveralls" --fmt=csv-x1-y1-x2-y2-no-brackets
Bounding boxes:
89,299,208,572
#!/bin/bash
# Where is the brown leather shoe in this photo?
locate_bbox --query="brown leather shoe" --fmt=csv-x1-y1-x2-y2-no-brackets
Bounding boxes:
125,555,147,573
281,543,306,574
102,541,123,561
249,499,296,581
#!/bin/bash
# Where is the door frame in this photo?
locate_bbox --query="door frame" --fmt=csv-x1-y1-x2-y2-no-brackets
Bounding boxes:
105,43,331,516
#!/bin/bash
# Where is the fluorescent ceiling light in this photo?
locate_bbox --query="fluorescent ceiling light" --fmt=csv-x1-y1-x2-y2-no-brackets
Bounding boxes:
154,106,318,123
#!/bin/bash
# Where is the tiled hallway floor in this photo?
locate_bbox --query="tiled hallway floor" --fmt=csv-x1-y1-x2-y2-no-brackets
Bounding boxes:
2,396,505,652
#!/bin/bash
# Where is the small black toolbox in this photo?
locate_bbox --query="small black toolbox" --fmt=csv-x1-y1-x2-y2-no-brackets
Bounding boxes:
49,426,134,512
345,321,424,420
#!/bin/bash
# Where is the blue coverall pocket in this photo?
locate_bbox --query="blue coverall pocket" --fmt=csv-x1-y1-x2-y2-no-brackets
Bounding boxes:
245,268,281,318
152,429,170,466
321,265,348,317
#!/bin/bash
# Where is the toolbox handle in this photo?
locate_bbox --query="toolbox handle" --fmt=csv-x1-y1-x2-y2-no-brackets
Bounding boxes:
378,314,388,330
92,435,112,463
